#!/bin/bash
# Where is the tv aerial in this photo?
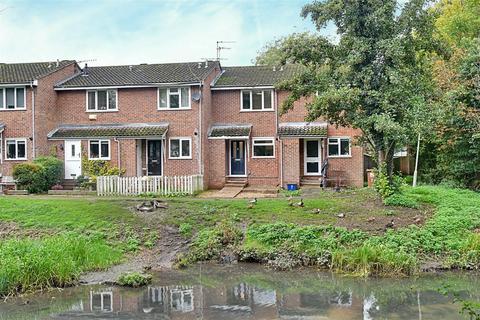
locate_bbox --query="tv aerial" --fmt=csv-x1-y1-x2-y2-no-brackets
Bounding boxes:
216,41,235,61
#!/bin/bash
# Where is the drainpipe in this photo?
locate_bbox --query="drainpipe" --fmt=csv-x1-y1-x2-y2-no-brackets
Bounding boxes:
280,138,284,188
114,138,121,170
30,81,36,158
197,83,203,176
275,90,283,188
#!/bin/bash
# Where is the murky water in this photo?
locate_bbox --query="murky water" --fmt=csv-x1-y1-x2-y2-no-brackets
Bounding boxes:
1,264,478,320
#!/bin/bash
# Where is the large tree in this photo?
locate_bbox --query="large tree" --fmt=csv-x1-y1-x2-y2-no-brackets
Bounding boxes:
273,0,439,183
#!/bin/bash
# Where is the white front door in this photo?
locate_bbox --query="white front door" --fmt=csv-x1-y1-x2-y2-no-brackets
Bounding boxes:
304,139,322,175
65,140,82,179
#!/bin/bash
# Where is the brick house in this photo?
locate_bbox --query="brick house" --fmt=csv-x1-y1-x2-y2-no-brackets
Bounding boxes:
0,60,364,190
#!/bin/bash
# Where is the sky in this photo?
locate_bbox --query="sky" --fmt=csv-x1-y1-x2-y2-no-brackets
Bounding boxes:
0,0,329,67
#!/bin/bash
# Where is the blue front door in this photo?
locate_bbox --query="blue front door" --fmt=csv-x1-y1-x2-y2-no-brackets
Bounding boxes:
230,140,246,176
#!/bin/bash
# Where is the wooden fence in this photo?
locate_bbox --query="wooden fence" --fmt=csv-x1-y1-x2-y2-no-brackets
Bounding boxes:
97,175,204,196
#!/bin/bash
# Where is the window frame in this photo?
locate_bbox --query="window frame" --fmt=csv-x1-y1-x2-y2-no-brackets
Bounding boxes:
4,138,27,160
0,87,27,110
88,139,111,160
157,87,191,110
169,137,192,159
85,89,118,112
240,89,274,112
252,137,275,159
327,137,351,158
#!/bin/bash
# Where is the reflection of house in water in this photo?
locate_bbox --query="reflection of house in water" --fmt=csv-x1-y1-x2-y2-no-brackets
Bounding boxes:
90,290,113,312
144,286,195,314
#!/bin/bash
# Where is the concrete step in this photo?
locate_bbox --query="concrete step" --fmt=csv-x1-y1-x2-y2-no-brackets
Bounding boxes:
300,179,321,186
225,179,248,188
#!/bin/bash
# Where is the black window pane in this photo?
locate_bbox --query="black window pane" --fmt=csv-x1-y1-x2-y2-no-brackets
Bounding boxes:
17,141,26,158
97,91,107,110
263,90,272,109
254,145,273,157
0,89,3,108
170,140,180,157
7,141,16,159
170,94,179,108
90,141,99,158
328,143,339,156
181,140,190,157
107,90,116,109
242,91,251,109
307,162,319,173
340,139,350,155
100,141,109,158
88,92,96,110
16,88,25,108
252,90,262,110
6,88,14,109
306,140,319,157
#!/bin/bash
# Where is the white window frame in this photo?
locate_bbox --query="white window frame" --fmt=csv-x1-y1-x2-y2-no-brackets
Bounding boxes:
88,139,111,160
169,137,192,159
0,87,27,110
328,137,351,158
157,87,191,110
85,89,118,112
252,137,275,158
240,89,274,112
4,138,27,160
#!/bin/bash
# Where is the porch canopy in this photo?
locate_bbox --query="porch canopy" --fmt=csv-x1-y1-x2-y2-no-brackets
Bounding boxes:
208,123,252,139
278,122,327,138
47,122,169,139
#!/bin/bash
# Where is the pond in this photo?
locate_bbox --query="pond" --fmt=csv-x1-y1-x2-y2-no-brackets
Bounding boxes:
1,264,478,320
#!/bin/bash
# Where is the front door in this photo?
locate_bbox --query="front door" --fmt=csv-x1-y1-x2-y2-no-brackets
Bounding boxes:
64,140,82,179
230,140,246,176
147,140,162,176
304,139,322,175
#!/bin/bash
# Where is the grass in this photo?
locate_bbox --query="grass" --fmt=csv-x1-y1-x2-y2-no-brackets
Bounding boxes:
0,197,149,297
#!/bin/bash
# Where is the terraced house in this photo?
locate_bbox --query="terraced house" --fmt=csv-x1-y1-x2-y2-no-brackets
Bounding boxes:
0,60,364,192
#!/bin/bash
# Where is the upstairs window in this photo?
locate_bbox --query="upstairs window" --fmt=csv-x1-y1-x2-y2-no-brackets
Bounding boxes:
158,87,190,109
89,140,110,160
0,87,25,110
328,137,351,157
86,90,117,111
169,138,191,159
5,138,26,160
252,138,275,158
241,89,273,111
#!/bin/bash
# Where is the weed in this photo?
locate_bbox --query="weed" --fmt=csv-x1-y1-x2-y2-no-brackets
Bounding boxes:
117,272,152,287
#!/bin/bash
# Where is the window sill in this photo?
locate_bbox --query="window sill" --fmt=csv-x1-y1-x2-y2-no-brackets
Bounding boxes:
86,110,118,113
168,157,192,160
157,108,192,111
4,158,27,161
240,110,275,113
252,156,276,159
328,155,352,159
0,108,27,111
88,158,111,161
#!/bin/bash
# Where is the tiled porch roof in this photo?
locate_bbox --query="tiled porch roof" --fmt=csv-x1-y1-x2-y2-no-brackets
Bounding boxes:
278,122,328,138
48,123,169,139
208,124,252,139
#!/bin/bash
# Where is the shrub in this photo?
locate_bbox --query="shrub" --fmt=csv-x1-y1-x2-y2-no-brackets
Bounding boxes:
13,163,45,193
373,166,404,199
13,157,63,193
34,156,63,188
384,194,419,208
117,272,152,287
82,156,125,183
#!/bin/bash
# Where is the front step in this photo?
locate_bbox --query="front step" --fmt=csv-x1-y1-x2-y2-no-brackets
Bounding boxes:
300,178,322,186
62,179,77,190
225,178,248,188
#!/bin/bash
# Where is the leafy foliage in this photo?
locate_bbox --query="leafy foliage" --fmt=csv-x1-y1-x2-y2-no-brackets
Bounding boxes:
13,156,63,193
383,193,419,208
117,272,152,287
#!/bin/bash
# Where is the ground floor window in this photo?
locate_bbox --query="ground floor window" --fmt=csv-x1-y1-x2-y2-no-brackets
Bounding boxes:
89,139,110,160
252,138,275,158
328,137,351,157
169,137,191,159
5,138,26,160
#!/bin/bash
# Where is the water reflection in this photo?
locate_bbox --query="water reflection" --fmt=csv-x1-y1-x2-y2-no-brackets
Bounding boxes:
1,264,478,320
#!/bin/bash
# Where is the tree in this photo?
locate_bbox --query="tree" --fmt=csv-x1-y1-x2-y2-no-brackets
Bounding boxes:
275,0,438,185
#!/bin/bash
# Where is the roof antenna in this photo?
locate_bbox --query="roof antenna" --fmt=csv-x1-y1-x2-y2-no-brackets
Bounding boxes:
56,59,59,67
216,40,235,61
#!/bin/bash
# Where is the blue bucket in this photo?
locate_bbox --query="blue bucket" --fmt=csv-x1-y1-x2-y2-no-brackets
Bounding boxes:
287,184,298,191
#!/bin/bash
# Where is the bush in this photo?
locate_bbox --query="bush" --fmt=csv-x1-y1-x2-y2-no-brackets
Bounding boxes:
34,156,63,188
384,194,419,208
13,163,45,193
13,156,63,193
373,166,405,199
82,157,125,183
117,272,152,287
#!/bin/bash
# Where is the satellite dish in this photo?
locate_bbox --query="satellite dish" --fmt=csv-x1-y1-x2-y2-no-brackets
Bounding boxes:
192,92,201,101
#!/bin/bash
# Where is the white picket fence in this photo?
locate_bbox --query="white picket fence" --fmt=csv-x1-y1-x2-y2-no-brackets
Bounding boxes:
97,175,203,196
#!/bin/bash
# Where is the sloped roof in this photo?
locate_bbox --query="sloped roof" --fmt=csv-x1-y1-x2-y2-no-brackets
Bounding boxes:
56,61,220,88
213,64,302,88
48,123,169,139
278,122,328,137
208,124,252,139
0,61,75,84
